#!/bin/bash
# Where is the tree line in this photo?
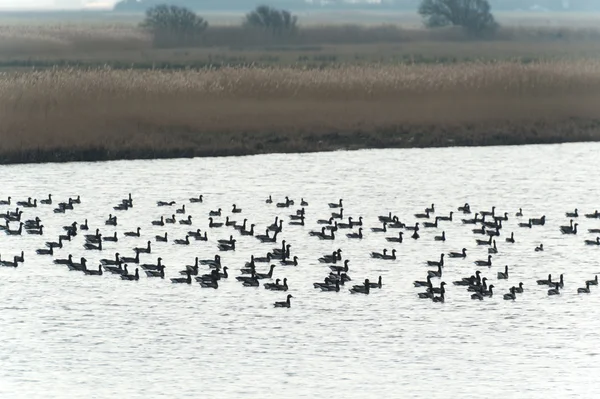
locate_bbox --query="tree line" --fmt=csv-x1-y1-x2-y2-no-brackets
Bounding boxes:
141,1,498,48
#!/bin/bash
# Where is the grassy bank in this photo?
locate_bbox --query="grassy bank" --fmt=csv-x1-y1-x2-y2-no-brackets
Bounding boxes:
1,61,600,164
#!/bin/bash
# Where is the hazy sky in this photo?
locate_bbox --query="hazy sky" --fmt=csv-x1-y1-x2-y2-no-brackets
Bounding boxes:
0,0,115,9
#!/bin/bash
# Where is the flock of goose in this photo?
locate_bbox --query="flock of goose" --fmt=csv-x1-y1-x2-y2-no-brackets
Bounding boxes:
1,194,599,308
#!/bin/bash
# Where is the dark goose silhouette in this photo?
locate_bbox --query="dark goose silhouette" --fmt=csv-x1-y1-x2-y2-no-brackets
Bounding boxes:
124,227,141,237
121,268,140,281
577,282,591,294
448,248,467,258
83,265,103,276
497,265,509,279
171,271,192,284
350,279,370,294
274,294,293,307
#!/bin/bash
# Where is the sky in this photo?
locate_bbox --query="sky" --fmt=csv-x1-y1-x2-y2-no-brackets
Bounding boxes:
0,0,115,9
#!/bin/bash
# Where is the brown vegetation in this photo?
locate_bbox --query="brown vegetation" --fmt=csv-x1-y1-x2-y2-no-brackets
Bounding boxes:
1,61,600,164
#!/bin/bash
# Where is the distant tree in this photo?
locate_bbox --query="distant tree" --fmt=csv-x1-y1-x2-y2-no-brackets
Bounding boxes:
418,0,498,35
244,5,298,35
140,4,208,47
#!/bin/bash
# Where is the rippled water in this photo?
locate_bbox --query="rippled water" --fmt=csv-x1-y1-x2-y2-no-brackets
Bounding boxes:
1,144,600,399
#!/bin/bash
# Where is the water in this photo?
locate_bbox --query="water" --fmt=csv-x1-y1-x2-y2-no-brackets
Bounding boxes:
1,143,599,399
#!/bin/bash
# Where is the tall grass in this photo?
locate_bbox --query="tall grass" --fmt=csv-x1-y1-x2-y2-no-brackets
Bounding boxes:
1,60,600,163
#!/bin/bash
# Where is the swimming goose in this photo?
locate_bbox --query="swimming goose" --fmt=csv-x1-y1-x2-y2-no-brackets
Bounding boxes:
157,201,175,207
319,280,340,292
179,216,192,225
231,204,242,214
234,219,248,232
5,223,23,236
152,216,165,226
462,213,480,224
434,231,446,241
432,291,445,303
386,231,403,243
585,237,600,246
105,215,117,226
276,197,294,208
67,257,87,272
280,256,299,266
78,219,88,231
346,228,363,239
124,227,141,237
548,283,561,296
120,268,140,281
557,274,564,288
519,219,532,228
503,287,516,300
429,281,445,294
317,217,334,225
189,195,203,203
480,207,496,217
36,246,54,256
314,277,335,290
165,215,176,224
84,239,102,251
102,232,118,242
329,199,343,209
427,254,444,267
240,224,255,236
200,255,221,268
198,269,221,282
330,260,350,273
301,198,308,206
208,217,223,228
388,217,405,229
474,255,492,267
578,282,591,294
565,209,578,218
0,197,10,205
325,222,338,232
265,195,273,204
448,248,467,258
0,255,19,267
458,203,471,214
378,212,394,223
537,275,553,286
515,208,523,217
135,241,152,254
271,242,291,259
414,210,430,219
120,251,140,264
274,294,293,307
174,236,190,245
145,268,165,278
423,217,439,228
493,212,509,222
405,223,420,232
488,240,498,254
24,217,41,229
140,257,164,271
17,197,36,207
268,220,284,233
514,282,524,293
586,275,598,286
236,270,257,283
209,208,222,217
376,249,397,260
83,265,103,276
254,265,276,280
483,217,501,229
269,278,289,291
218,241,235,251
349,279,370,294
319,250,342,264
473,285,494,299
418,287,435,299
453,276,475,286
99,252,120,266
438,212,453,222
155,232,168,242
497,265,509,279
200,277,219,289
476,235,492,246
264,278,282,290
54,254,73,265
113,201,130,211
531,215,546,226
472,226,486,235
337,217,354,229
309,227,326,238
225,216,237,227
535,244,544,252
506,232,515,243
425,204,435,213
26,225,43,235
427,265,443,278
560,223,578,235
331,208,344,219
176,205,186,214
171,271,192,284
414,275,432,287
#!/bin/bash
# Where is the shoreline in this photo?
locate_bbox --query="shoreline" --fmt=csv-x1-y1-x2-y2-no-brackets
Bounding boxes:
2,120,599,165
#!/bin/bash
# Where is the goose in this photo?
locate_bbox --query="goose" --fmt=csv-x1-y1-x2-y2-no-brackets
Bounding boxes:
140,257,164,271
462,213,480,224
100,252,121,266
190,195,203,203
337,217,354,229
560,219,574,232
54,254,73,265
535,244,544,252
165,215,176,224
264,278,282,290
270,278,289,291
429,281,445,294
314,277,335,290
482,285,495,297
135,241,152,254
17,197,35,207
231,204,242,214
557,274,565,288
67,257,87,272
578,282,591,294
53,205,66,214
216,267,229,279
309,227,326,238
102,232,118,242
218,242,235,251
589,229,600,233
476,235,492,246
515,208,523,217
480,207,496,217
468,277,487,292
200,278,219,289
497,265,509,279
548,283,561,296
414,210,430,219
427,265,443,278
317,217,334,225
531,215,546,226
368,276,383,289
427,254,444,267
145,268,165,278
585,210,600,218
506,232,515,243
586,275,598,286
79,219,88,231
174,236,190,245
289,209,305,221
120,251,140,264
199,269,222,282
329,199,343,209
388,217,404,229
432,291,445,303
155,232,168,242
371,249,387,259
561,223,578,235
537,274,552,286
434,231,446,241
271,242,291,258
453,276,475,286
585,237,600,246
378,212,394,223
418,288,435,299
171,271,192,284
276,197,294,208
104,263,125,274
0,197,11,205
209,208,222,217
83,265,103,276
113,202,130,211
105,215,117,226
259,230,279,243
414,275,432,287
266,195,273,204
474,255,492,267
197,231,208,241
325,221,338,232
179,216,192,225
0,256,19,267
331,208,344,219
566,209,578,218
176,205,186,214
458,203,471,213
240,224,255,236
268,220,284,233
318,229,335,241
189,229,203,238
200,255,221,268
425,204,435,213
488,240,498,254
438,212,453,221
24,217,41,229
152,217,164,226
208,217,223,228
218,235,236,246
124,227,141,237
330,259,350,273
319,250,342,264
423,217,439,228
157,201,175,207
280,256,299,266
503,287,516,300
519,219,532,228
274,294,293,307
236,271,257,283
36,246,54,256
405,223,420,232
26,226,44,235
319,280,340,292
181,258,199,275
370,222,388,233
494,212,509,222
471,291,485,300
381,249,397,260
5,223,23,236
514,282,524,293
472,226,486,235
448,248,467,258
349,279,370,294
225,216,237,227
121,268,140,281
385,231,403,242
84,239,102,251
254,265,276,280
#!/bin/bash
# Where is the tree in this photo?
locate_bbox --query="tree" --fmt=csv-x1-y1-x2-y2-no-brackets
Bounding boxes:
140,4,208,47
418,0,498,35
244,5,298,35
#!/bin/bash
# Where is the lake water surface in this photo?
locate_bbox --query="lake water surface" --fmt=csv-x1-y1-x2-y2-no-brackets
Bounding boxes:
1,143,599,398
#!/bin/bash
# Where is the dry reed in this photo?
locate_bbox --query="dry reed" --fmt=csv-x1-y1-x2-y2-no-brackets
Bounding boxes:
1,60,600,164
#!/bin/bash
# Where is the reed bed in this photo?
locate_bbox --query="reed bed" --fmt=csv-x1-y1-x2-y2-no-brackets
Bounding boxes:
2,61,600,164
